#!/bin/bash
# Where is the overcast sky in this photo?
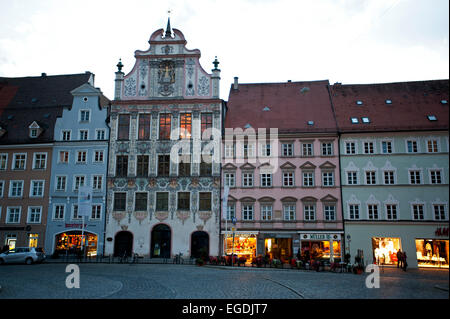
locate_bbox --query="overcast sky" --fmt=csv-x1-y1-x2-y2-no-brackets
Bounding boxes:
0,0,448,100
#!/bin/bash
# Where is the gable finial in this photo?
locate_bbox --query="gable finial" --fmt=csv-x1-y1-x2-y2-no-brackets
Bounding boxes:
165,11,172,38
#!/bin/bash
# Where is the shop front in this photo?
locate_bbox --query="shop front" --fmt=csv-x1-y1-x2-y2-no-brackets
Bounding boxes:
223,231,258,262
372,237,401,265
415,238,449,268
54,230,98,257
259,233,296,263
298,232,343,262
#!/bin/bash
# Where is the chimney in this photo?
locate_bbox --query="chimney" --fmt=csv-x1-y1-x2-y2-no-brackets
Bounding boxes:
233,77,239,90
41,73,47,77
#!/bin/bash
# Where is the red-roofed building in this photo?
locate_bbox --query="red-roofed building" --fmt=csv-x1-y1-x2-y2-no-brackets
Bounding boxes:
222,78,344,264
331,80,449,269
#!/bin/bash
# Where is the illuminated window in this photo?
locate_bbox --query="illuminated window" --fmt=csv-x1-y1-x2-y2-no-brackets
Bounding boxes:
159,114,171,140
180,113,192,139
138,114,151,140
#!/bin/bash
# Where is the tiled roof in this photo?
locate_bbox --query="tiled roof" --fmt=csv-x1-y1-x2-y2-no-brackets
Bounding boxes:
225,80,337,134
0,73,94,144
330,80,449,132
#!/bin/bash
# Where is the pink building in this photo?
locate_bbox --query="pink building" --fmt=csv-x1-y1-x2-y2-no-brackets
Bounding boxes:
222,79,343,263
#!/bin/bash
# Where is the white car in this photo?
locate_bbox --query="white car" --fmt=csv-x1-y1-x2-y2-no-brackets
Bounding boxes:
0,247,46,265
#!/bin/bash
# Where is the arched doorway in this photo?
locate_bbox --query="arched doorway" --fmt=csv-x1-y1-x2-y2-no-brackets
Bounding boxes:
114,231,133,257
191,231,209,259
151,224,171,258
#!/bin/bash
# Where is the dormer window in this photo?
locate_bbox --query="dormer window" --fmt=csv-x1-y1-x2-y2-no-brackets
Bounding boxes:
307,120,314,126
350,117,359,124
361,117,371,123
385,99,392,104
28,121,42,138
440,100,448,105
356,100,363,105
427,115,437,121
262,106,270,111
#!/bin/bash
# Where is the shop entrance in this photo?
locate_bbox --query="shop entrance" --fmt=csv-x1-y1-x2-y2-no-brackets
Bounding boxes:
191,231,209,258
151,224,171,258
416,239,449,268
264,238,292,263
55,231,98,257
114,231,133,257
224,233,256,262
372,237,401,265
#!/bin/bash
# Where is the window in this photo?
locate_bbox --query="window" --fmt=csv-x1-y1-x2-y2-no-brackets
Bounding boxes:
261,205,272,221
224,172,235,187
365,171,376,185
201,113,213,140
30,128,39,138
55,176,66,191
384,171,395,185
409,170,421,184
349,204,360,220
59,151,69,164
345,142,356,155
158,155,170,176
116,155,128,177
30,180,44,197
302,172,314,187
114,193,126,211
243,143,255,158
283,204,296,221
282,143,294,157
381,141,392,154
13,154,26,170
92,175,103,191
91,205,102,220
54,205,65,220
28,207,42,223
94,150,104,163
324,205,336,221
118,114,130,140
135,193,148,211
138,114,151,140
7,207,21,223
242,204,254,220
9,181,24,197
179,113,192,139
282,172,294,187
261,143,271,157
156,192,169,211
136,155,149,177
224,144,234,158
321,142,333,156
96,129,106,140
0,180,4,197
178,154,191,177
200,155,212,176
407,140,418,153
427,140,438,153
0,154,7,170
302,143,313,156
73,176,85,191
76,151,87,164
159,114,171,140
351,117,359,124
33,153,47,169
260,173,272,187
242,172,254,187
322,171,334,186
226,203,236,221
80,110,90,122
368,204,379,220
412,204,424,220
427,115,437,121
178,192,190,210
386,204,398,220
79,129,88,140
347,171,358,185
199,192,212,211
72,205,81,220
433,205,446,220
62,130,71,141
430,170,442,184
304,205,315,221
361,117,370,124
363,142,374,154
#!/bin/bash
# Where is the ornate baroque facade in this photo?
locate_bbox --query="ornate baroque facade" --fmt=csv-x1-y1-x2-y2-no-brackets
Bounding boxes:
104,20,223,258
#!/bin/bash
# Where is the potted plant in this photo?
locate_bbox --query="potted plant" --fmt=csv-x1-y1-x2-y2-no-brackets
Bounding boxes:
272,259,282,268
196,258,205,266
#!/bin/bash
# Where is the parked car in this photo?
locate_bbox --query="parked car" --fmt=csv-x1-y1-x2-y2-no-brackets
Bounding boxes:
0,247,46,265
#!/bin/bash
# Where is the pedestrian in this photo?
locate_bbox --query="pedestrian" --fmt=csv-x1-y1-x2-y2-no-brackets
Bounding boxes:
402,251,408,271
396,249,403,269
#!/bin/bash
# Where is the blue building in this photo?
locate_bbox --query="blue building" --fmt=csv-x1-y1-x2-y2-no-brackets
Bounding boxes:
45,80,110,257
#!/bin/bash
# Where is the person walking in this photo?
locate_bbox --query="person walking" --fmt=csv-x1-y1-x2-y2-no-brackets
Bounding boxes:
396,249,403,269
402,251,408,271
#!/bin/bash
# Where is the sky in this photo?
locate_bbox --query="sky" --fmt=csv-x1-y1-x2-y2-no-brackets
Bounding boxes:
0,0,448,101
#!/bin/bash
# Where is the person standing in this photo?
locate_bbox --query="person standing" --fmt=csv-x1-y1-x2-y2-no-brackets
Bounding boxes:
396,249,403,269
402,251,408,271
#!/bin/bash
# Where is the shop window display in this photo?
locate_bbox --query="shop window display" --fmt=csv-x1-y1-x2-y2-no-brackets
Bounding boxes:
264,238,293,263
415,239,449,268
54,231,98,257
301,241,341,261
372,237,401,265
224,234,256,262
